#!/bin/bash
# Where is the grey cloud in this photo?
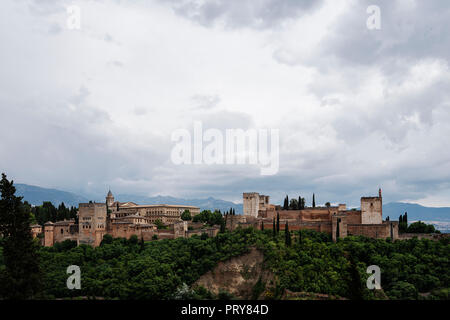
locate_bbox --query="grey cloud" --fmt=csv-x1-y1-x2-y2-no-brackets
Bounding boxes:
162,0,323,29
275,0,450,68
48,23,62,34
0,90,168,197
191,94,220,109
196,109,254,130
109,60,124,67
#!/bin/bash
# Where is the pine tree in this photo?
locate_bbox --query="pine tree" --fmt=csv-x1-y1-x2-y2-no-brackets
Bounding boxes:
312,193,316,208
0,173,42,299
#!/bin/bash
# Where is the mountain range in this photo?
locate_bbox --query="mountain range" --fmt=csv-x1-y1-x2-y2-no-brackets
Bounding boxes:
15,184,243,213
13,184,450,222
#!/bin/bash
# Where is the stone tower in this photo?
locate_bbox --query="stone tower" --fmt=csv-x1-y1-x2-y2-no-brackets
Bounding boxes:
44,221,54,247
360,189,383,224
243,192,269,217
78,202,107,246
106,189,114,207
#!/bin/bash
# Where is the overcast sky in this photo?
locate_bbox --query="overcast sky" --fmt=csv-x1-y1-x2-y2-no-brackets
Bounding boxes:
1,0,450,207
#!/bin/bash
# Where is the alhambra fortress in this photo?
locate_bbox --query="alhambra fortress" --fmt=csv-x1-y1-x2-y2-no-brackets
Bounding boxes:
31,188,440,247
238,189,397,242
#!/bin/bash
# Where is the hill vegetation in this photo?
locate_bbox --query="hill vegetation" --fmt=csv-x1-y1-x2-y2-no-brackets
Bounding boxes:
1,227,448,300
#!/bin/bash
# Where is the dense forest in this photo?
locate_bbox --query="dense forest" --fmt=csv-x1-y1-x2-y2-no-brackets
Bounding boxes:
1,227,448,300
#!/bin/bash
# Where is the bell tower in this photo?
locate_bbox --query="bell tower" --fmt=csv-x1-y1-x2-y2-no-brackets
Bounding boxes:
106,189,114,207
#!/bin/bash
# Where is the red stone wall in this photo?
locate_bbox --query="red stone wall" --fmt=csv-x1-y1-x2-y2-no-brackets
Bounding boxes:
347,223,390,239
345,210,362,224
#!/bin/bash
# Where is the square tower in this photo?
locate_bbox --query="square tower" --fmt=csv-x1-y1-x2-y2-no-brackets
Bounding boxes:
78,202,107,246
243,192,269,217
360,189,382,224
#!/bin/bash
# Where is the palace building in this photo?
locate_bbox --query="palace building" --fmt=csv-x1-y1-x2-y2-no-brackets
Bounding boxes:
39,190,201,247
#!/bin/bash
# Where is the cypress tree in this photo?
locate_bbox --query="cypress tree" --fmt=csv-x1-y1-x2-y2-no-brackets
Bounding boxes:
276,212,280,234
404,212,408,224
272,218,276,237
348,255,364,300
0,173,42,299
139,236,145,252
298,196,302,210
312,193,316,208
285,222,291,246
399,215,403,223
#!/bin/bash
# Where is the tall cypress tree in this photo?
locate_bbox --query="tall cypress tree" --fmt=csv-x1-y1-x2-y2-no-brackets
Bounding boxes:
399,215,403,223
0,173,42,299
404,212,408,224
272,218,276,237
276,212,280,234
283,196,289,210
348,255,363,300
312,193,316,208
285,222,291,246
298,196,302,210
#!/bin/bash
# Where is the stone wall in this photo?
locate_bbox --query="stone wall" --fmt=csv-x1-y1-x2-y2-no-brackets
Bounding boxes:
53,221,78,244
345,210,362,224
347,222,395,239
398,233,449,240
262,207,338,222
111,222,156,241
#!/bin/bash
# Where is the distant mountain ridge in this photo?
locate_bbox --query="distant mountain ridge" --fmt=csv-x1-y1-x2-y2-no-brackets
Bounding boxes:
15,184,88,207
383,202,450,222
14,183,243,213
